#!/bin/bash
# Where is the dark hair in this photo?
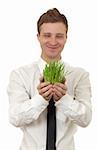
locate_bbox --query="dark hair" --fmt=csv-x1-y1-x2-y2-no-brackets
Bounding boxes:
37,8,68,34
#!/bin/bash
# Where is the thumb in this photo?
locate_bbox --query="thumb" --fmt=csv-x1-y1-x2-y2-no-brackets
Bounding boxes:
39,76,44,83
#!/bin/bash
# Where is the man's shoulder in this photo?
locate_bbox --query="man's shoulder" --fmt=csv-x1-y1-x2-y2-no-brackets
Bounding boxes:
10,61,39,79
64,62,89,77
14,61,38,71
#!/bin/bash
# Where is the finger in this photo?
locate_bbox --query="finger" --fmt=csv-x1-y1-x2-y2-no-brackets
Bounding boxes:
53,85,66,95
42,88,53,98
54,83,66,89
53,93,60,101
45,93,53,101
54,83,67,91
37,82,50,90
53,88,62,97
39,84,52,94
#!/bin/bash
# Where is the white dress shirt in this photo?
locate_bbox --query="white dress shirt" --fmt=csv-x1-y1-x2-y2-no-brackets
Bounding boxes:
7,58,92,150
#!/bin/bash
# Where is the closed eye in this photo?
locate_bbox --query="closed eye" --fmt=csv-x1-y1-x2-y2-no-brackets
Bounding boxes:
56,34,64,39
43,33,51,38
56,35,64,38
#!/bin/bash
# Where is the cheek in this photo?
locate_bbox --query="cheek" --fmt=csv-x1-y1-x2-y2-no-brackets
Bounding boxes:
59,41,66,47
41,40,49,46
58,38,66,44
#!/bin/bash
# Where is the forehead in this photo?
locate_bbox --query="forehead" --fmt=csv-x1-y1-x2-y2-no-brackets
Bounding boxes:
40,22,66,34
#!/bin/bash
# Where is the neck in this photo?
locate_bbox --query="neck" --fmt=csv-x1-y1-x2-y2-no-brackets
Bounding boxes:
41,55,61,64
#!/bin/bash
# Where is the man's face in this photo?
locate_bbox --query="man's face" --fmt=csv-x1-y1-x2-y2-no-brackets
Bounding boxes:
37,22,67,62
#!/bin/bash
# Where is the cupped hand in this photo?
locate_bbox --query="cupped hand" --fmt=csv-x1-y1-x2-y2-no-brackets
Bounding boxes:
37,76,53,101
52,82,67,101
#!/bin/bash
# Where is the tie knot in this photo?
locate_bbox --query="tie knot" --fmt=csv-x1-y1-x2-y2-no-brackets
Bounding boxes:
49,98,55,106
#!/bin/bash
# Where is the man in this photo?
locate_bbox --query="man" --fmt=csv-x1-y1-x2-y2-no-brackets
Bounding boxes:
7,8,92,150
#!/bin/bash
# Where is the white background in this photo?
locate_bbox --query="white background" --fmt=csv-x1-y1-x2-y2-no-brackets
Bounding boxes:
0,0,98,149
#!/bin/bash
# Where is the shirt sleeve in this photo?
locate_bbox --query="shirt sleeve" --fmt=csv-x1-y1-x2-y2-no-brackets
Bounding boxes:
55,71,92,127
7,70,48,127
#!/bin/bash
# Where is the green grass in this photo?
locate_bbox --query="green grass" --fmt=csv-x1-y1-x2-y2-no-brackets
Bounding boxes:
43,61,68,84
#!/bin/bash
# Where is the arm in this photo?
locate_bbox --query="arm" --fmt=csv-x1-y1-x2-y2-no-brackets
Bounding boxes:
55,71,92,127
7,71,49,127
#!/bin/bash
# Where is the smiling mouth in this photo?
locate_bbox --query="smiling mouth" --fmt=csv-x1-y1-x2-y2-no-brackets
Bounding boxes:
48,47,57,49
47,45,59,49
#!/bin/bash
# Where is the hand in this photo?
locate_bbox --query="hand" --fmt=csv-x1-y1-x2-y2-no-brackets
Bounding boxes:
52,82,67,101
37,76,53,101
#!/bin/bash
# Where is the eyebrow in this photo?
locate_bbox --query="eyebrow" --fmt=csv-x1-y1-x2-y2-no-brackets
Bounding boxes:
42,33,64,35
43,33,51,35
56,33,64,36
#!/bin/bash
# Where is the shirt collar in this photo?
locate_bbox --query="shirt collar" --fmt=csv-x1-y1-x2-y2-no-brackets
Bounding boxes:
37,58,47,75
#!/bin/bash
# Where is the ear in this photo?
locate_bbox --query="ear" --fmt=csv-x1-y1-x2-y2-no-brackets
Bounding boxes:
65,35,68,43
37,33,40,41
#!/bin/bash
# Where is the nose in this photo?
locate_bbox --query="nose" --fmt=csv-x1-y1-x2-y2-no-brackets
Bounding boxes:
50,36,57,45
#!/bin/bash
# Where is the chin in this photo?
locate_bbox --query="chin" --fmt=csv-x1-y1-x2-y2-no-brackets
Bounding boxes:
48,54,59,60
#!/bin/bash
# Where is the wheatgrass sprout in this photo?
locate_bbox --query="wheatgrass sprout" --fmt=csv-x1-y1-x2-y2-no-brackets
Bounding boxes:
43,61,69,84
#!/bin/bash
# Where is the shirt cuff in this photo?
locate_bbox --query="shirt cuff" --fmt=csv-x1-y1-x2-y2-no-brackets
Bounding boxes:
31,94,48,108
55,94,73,122
55,94,73,107
30,94,49,119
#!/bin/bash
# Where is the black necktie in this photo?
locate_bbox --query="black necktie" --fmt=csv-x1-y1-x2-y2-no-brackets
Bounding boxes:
46,97,56,150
